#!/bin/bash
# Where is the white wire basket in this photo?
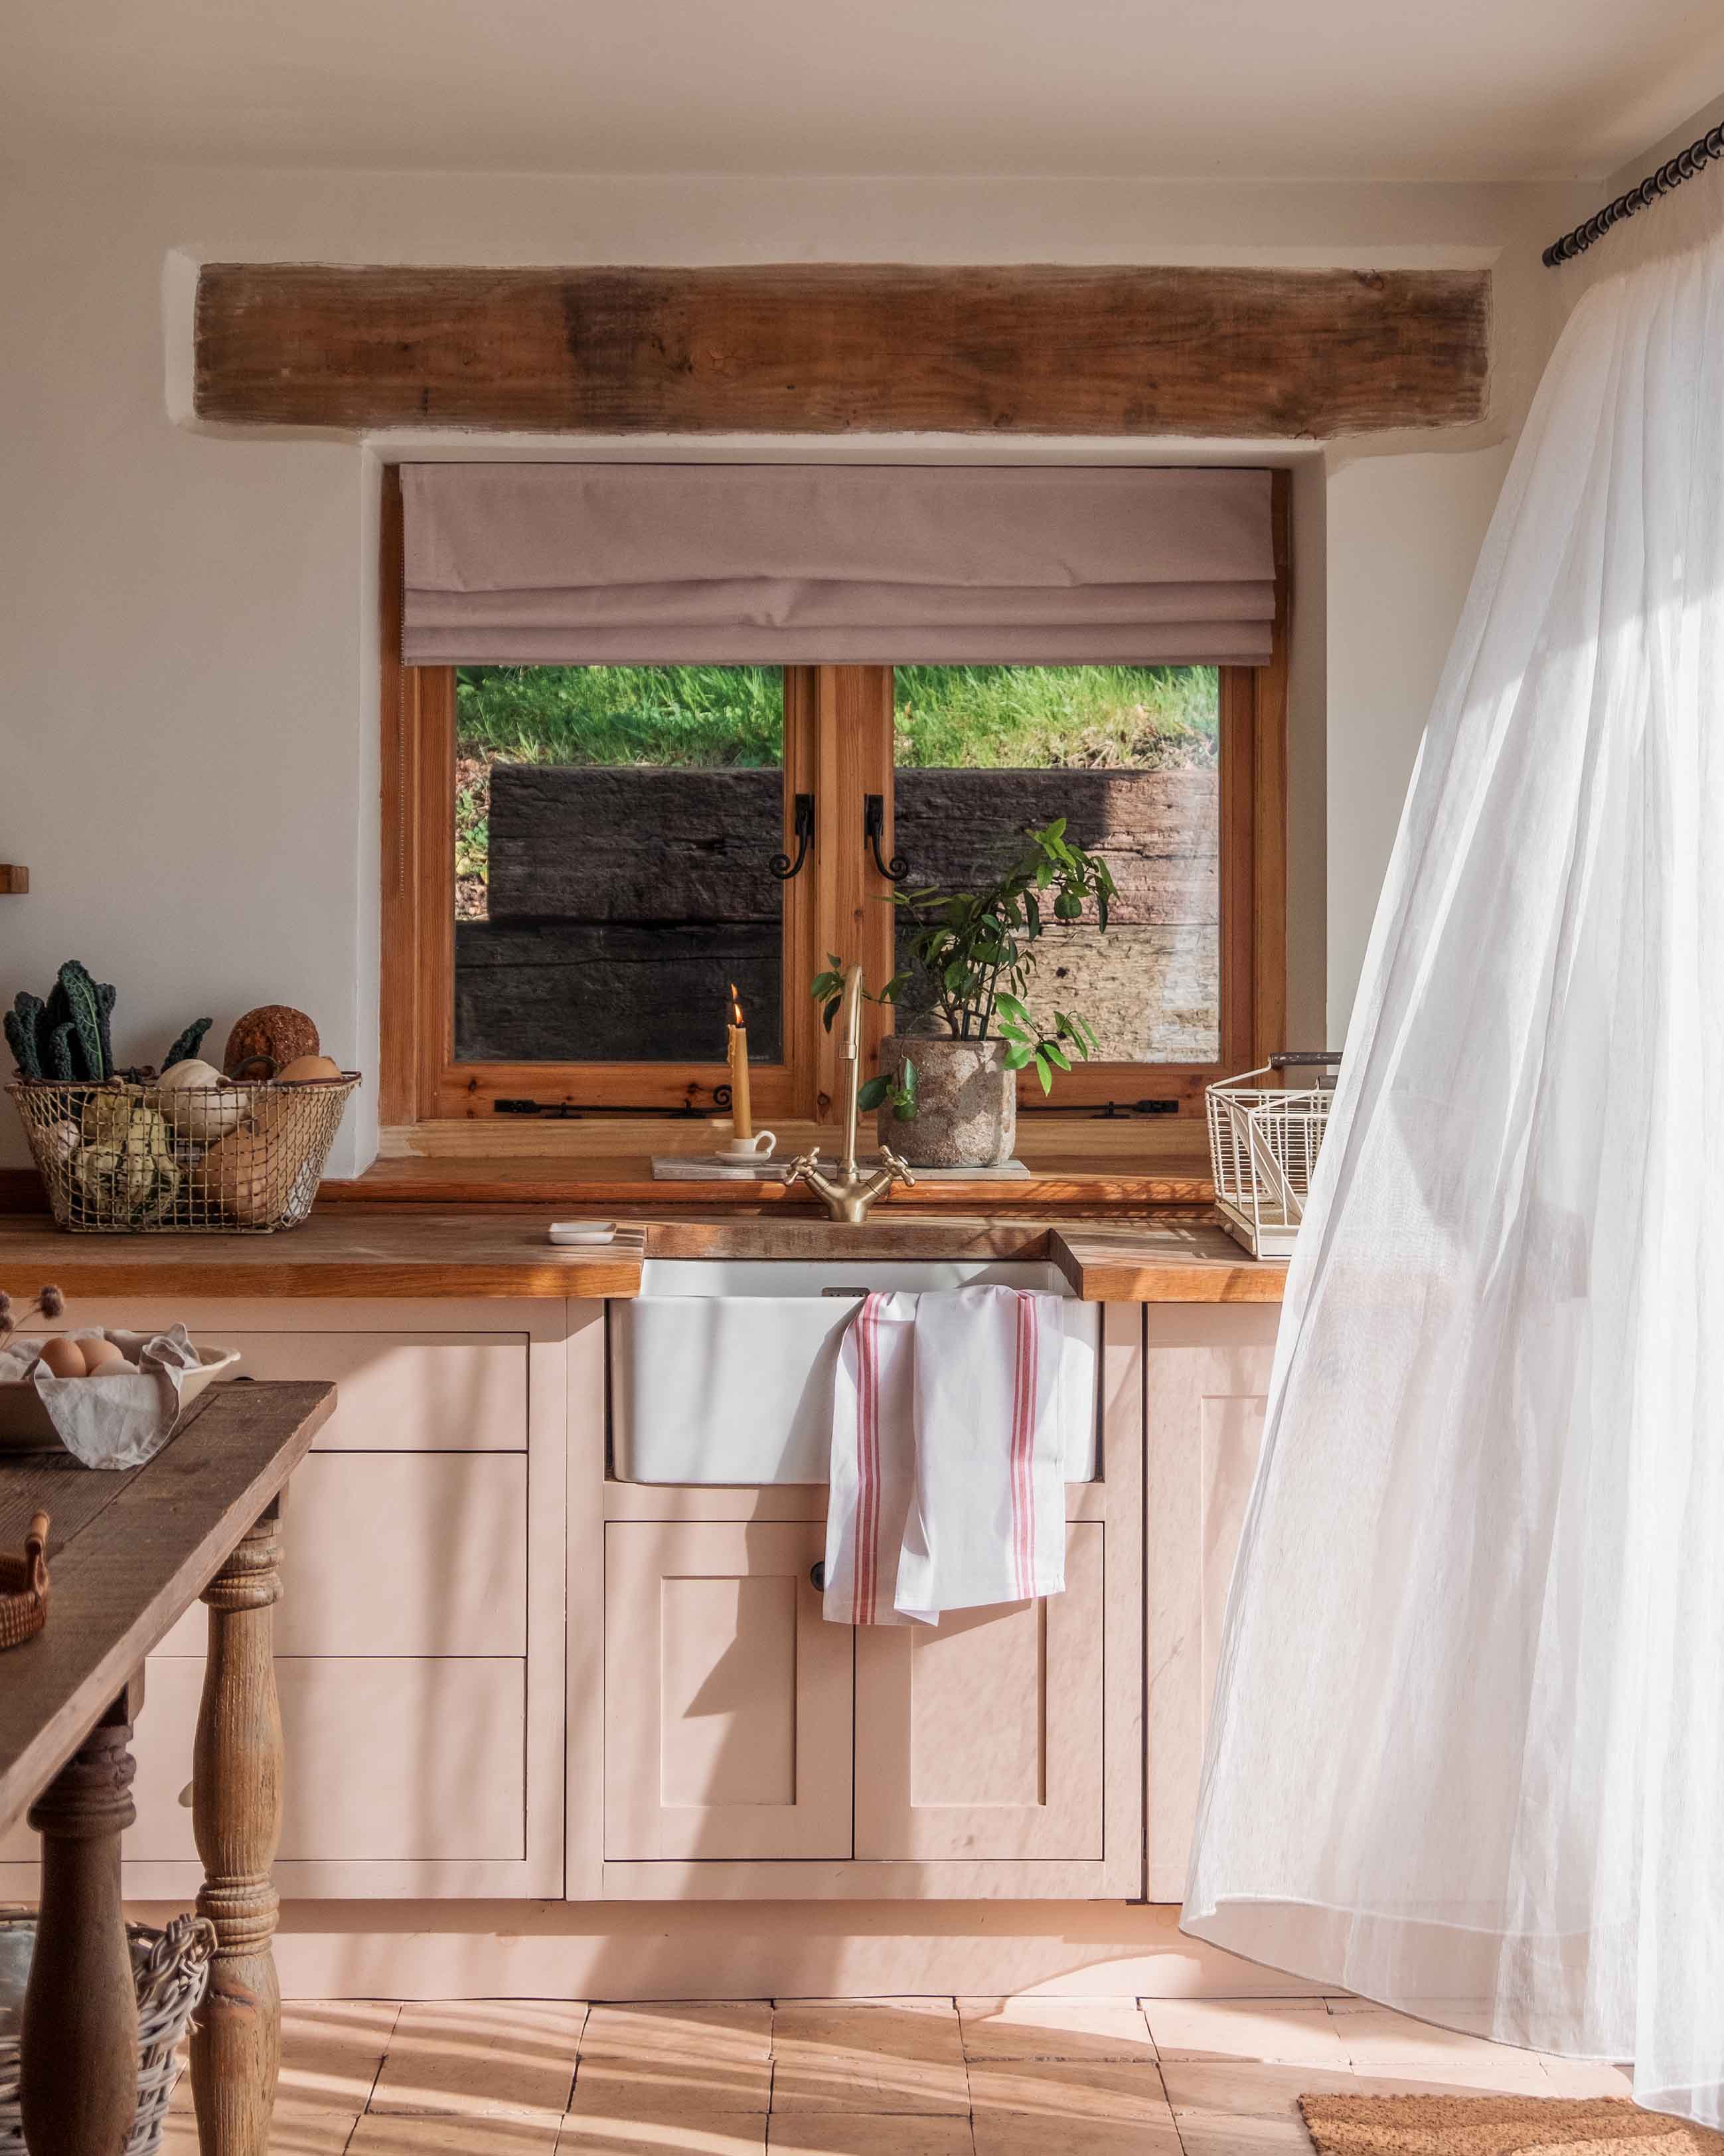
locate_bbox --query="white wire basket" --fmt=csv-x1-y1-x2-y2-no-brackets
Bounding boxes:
1206,1052,1341,1260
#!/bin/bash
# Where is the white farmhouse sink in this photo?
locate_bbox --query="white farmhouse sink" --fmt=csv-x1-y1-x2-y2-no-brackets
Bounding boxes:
609,1260,1100,1485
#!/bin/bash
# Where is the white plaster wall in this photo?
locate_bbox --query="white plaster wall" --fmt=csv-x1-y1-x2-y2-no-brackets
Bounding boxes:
1321,446,1514,1039
0,159,1591,1171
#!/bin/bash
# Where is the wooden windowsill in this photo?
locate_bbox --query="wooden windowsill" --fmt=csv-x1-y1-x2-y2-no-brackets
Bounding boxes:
340,1112,1216,1213
0,1116,1217,1220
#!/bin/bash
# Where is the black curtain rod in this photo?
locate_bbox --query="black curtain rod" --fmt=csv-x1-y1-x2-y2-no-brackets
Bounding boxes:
1544,120,1724,266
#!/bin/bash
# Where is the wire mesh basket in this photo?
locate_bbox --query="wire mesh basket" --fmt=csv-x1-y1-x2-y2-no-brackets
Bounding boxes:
0,1910,215,2155
1206,1052,1341,1260
9,1074,360,1234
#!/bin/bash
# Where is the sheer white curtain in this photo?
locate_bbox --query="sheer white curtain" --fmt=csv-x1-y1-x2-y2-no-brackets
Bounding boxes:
1183,167,1724,2125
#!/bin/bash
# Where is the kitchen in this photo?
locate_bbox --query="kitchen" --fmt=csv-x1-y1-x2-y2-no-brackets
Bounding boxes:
1,11,1719,2151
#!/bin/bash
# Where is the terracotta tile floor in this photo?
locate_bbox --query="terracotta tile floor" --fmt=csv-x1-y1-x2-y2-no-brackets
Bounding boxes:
163,1995,1634,2155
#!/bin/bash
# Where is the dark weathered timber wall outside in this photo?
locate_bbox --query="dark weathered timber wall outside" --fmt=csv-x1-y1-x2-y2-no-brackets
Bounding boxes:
485,766,1215,924
455,764,1219,1063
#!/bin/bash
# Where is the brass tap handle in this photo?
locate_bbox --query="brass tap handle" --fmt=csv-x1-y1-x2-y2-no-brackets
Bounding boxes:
782,1149,821,1187
878,1145,916,1187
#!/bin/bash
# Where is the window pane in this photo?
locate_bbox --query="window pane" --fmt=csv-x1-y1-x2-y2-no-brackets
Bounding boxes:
454,665,785,1063
892,665,1219,1063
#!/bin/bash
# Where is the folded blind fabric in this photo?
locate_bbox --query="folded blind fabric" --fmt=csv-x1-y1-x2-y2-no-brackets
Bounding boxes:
400,463,1275,666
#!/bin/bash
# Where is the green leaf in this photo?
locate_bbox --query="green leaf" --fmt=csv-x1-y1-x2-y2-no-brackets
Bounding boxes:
900,1058,918,1101
879,974,907,1003
892,1100,917,1122
1043,1042,1071,1072
857,1076,890,1112
995,992,1031,1025
1034,1050,1055,1095
1002,1042,1035,1070
822,999,839,1033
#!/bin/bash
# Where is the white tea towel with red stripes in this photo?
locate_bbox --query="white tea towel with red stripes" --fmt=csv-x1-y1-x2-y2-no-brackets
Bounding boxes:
822,1285,1067,1625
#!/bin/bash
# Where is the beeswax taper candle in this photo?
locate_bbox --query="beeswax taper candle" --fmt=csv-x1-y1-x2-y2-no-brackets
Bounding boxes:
726,983,752,1139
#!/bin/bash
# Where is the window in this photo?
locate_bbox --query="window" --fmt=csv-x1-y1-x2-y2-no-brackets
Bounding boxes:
380,472,1287,1134
890,665,1223,1064
453,665,788,1066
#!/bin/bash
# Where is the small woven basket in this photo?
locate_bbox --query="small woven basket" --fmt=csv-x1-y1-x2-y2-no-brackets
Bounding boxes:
9,1074,360,1234
0,1910,216,2155
0,1516,48,1654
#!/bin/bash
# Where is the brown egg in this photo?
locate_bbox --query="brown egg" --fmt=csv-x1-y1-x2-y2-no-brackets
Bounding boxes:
38,1337,86,1378
80,1339,130,1376
274,1054,343,1084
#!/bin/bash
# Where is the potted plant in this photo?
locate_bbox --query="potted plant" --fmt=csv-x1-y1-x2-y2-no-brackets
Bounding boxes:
811,819,1116,1168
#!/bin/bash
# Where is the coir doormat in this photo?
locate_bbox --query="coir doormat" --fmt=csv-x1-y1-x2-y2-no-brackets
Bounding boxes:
1299,2096,1724,2156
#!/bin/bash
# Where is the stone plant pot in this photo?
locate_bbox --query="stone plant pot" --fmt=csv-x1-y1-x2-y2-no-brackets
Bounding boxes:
876,1035,1016,1168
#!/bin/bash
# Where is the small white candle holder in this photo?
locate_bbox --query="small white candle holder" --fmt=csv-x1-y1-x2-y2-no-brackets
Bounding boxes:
721,1131,777,1161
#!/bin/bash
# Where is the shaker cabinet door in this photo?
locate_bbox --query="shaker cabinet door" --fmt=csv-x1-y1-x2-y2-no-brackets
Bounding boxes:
852,1521,1105,1863
603,1521,854,1861
1143,1304,1279,1900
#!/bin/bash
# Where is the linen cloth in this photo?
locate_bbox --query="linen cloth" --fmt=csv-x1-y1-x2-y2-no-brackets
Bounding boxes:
2,1327,204,1469
1182,157,1724,2127
822,1285,1066,1626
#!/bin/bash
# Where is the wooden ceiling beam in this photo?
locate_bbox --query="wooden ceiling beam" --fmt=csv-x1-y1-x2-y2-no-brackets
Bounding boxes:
194,262,1489,436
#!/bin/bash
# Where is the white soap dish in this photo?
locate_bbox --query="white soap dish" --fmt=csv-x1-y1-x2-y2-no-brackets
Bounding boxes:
548,1221,616,1246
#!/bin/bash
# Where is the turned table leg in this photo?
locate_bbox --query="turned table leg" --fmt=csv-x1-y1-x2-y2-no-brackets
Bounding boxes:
20,1687,141,2156
190,1499,285,2156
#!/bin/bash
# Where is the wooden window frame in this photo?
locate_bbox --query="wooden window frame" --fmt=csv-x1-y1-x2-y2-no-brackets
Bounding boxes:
379,469,1289,1138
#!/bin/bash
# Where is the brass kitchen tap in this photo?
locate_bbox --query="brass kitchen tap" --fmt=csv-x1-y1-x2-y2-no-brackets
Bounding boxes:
783,963,916,1222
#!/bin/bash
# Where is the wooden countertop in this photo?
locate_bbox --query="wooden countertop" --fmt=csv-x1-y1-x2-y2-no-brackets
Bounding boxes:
0,1209,1283,1303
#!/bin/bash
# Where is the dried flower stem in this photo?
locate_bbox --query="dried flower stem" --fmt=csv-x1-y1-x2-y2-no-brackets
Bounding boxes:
0,1284,66,1345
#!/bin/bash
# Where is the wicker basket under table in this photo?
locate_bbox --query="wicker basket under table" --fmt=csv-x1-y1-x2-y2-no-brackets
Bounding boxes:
9,1074,360,1234
0,1911,215,2154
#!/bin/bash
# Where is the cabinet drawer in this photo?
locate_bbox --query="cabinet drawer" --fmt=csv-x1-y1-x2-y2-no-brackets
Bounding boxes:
214,1333,527,1451
124,1657,526,1863
155,1452,527,1657
603,1521,852,1861
855,1521,1105,1862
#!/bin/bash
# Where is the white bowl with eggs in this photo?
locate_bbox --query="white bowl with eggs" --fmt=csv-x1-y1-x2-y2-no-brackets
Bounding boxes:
0,1333,241,1450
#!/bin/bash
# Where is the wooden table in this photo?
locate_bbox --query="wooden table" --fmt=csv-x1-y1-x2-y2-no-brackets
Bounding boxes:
0,1380,335,2156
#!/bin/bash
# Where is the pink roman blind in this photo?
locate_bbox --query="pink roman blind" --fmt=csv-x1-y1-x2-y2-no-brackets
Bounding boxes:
400,463,1276,666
